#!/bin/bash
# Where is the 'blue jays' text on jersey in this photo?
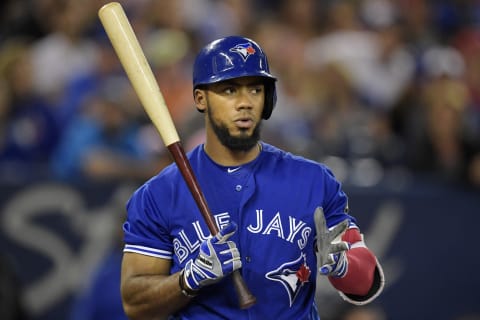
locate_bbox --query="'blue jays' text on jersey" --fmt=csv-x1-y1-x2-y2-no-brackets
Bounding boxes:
123,142,356,319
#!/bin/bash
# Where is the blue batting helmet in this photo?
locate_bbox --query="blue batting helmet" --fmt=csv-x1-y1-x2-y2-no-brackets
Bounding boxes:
193,36,277,119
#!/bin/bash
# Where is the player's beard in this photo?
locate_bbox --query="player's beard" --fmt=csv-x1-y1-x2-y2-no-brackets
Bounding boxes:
207,107,261,152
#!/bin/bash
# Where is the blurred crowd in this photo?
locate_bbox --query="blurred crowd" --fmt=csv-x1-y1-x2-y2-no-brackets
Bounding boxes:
1,0,480,190
2,2,480,320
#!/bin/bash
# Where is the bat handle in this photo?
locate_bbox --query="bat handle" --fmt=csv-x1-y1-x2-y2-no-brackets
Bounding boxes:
167,143,256,308
232,270,257,309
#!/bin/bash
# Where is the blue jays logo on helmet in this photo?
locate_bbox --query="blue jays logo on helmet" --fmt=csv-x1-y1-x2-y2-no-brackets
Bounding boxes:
192,36,277,119
229,43,256,61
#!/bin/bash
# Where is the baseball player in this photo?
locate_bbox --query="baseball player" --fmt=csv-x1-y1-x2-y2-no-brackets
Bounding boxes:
120,36,385,319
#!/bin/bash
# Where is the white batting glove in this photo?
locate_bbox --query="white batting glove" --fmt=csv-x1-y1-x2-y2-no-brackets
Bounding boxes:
183,222,242,291
314,207,350,278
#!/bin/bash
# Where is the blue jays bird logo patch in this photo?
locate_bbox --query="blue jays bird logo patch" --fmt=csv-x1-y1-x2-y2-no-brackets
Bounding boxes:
265,253,311,306
230,43,256,61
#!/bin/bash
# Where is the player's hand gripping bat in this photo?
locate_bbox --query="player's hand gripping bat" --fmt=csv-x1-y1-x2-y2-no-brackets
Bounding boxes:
98,2,256,309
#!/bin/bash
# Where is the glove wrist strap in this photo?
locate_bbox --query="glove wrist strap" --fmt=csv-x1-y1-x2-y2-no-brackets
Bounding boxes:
179,269,199,298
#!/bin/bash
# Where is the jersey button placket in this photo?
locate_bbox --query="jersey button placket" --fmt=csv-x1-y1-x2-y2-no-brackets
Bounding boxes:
235,184,242,191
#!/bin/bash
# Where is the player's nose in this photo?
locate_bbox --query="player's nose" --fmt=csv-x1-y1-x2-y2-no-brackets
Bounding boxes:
235,88,254,110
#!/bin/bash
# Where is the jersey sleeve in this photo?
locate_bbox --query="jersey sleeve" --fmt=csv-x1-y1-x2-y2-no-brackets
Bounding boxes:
320,164,356,227
122,182,173,260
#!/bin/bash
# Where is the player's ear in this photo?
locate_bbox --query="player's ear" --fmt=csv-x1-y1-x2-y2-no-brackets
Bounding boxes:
194,88,207,113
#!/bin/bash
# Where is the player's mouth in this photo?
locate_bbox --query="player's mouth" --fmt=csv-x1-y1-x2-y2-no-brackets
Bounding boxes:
234,116,254,129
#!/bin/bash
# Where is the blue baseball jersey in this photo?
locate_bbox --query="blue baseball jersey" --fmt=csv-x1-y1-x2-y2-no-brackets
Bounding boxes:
123,142,356,319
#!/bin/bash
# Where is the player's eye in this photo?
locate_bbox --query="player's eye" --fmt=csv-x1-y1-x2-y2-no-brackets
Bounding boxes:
223,87,235,94
250,86,263,95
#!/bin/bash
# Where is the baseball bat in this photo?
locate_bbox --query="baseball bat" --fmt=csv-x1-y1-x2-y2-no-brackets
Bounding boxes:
98,2,256,309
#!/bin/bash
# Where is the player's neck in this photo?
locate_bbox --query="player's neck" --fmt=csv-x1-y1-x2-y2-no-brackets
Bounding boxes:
204,138,261,166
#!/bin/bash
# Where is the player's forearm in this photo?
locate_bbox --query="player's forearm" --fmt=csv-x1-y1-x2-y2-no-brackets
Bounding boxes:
121,271,190,319
328,247,377,295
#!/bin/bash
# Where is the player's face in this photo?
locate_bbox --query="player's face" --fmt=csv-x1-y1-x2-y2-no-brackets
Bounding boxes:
198,76,265,151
